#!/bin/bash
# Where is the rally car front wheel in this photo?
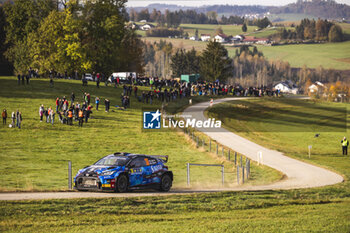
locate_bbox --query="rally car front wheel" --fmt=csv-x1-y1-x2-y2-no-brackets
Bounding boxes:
159,174,172,192
115,175,128,193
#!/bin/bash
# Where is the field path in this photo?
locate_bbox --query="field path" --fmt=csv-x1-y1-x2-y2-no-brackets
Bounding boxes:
0,97,344,201
183,97,344,190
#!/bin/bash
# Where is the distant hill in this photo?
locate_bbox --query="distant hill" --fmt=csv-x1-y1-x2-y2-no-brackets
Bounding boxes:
269,0,350,20
129,4,269,15
129,0,350,21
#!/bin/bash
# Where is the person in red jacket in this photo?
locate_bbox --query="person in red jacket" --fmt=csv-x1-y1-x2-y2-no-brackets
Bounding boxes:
55,98,59,112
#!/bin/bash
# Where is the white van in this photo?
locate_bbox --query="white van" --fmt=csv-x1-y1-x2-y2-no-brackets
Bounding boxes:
108,72,136,83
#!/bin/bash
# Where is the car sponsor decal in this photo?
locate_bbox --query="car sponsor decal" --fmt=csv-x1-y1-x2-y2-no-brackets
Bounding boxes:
151,165,162,173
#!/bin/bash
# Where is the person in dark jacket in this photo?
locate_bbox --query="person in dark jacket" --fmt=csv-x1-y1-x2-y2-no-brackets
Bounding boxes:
2,109,7,125
16,110,22,128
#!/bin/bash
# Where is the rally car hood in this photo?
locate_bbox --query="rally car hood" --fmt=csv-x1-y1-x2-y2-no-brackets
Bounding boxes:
76,165,123,177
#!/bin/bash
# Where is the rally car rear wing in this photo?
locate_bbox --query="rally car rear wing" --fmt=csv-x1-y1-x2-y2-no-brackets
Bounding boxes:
150,155,168,163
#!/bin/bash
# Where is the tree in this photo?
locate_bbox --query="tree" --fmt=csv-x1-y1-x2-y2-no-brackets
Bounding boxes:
242,23,247,32
0,5,13,75
200,41,232,82
328,25,343,42
256,17,271,29
215,27,223,35
3,0,55,67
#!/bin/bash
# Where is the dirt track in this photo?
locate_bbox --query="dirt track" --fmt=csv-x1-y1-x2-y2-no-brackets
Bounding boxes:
0,97,344,200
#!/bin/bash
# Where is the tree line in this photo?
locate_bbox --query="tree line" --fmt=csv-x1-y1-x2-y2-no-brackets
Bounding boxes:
274,18,344,42
165,42,346,89
129,8,272,29
1,0,144,76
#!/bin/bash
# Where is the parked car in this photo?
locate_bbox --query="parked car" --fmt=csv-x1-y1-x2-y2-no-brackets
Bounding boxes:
84,73,94,81
74,152,173,192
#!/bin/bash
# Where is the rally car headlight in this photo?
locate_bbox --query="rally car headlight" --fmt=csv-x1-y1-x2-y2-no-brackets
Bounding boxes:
101,171,115,176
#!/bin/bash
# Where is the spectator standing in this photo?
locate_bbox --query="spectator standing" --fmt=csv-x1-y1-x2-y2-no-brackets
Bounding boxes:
50,109,55,125
68,109,73,125
11,112,15,127
341,137,349,155
50,78,54,87
44,108,49,123
55,98,59,112
17,75,20,85
104,99,109,112
39,105,44,122
95,97,100,110
16,110,22,128
2,109,7,125
21,75,25,85
78,109,84,127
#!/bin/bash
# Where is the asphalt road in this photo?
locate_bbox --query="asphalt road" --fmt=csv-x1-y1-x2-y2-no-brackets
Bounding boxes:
183,97,344,190
0,97,343,200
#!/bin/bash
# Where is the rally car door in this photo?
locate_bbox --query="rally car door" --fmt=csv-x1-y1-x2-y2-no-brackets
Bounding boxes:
128,157,147,187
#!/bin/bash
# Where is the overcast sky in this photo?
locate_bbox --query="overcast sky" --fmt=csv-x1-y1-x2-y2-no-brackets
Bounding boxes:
126,0,350,7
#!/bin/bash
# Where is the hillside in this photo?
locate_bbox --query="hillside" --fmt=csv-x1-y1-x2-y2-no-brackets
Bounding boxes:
270,0,350,20
128,0,350,21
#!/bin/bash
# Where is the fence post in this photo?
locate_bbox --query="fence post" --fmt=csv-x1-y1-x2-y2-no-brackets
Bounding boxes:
234,152,237,165
196,136,199,148
222,147,224,157
216,144,218,155
245,159,248,180
68,160,72,190
228,150,230,161
240,155,242,167
237,165,240,185
187,163,190,186
209,138,211,152
221,166,224,185
248,159,250,177
242,166,245,184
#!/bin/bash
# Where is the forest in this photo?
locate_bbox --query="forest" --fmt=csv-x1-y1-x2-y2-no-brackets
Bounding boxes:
0,0,144,76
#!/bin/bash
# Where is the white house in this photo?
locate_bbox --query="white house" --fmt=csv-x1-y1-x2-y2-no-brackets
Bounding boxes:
214,34,228,43
140,24,155,31
200,34,211,41
308,81,325,93
189,36,198,41
274,81,298,94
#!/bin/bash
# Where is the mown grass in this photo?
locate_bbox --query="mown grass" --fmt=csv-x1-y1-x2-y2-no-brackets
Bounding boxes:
0,77,278,191
255,40,350,70
0,191,349,232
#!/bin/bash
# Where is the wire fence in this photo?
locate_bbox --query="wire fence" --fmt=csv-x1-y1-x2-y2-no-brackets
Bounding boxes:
183,127,251,185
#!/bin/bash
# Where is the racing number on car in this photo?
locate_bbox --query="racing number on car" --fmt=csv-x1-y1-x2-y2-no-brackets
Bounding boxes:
130,168,142,174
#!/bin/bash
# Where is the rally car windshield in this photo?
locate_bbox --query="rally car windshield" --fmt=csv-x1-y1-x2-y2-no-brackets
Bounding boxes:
94,156,129,166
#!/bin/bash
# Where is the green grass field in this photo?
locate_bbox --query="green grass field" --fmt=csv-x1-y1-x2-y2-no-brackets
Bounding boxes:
1,96,350,232
255,40,350,70
0,77,278,191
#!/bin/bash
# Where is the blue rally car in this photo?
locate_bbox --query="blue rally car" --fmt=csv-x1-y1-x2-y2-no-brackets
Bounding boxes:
74,152,173,192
